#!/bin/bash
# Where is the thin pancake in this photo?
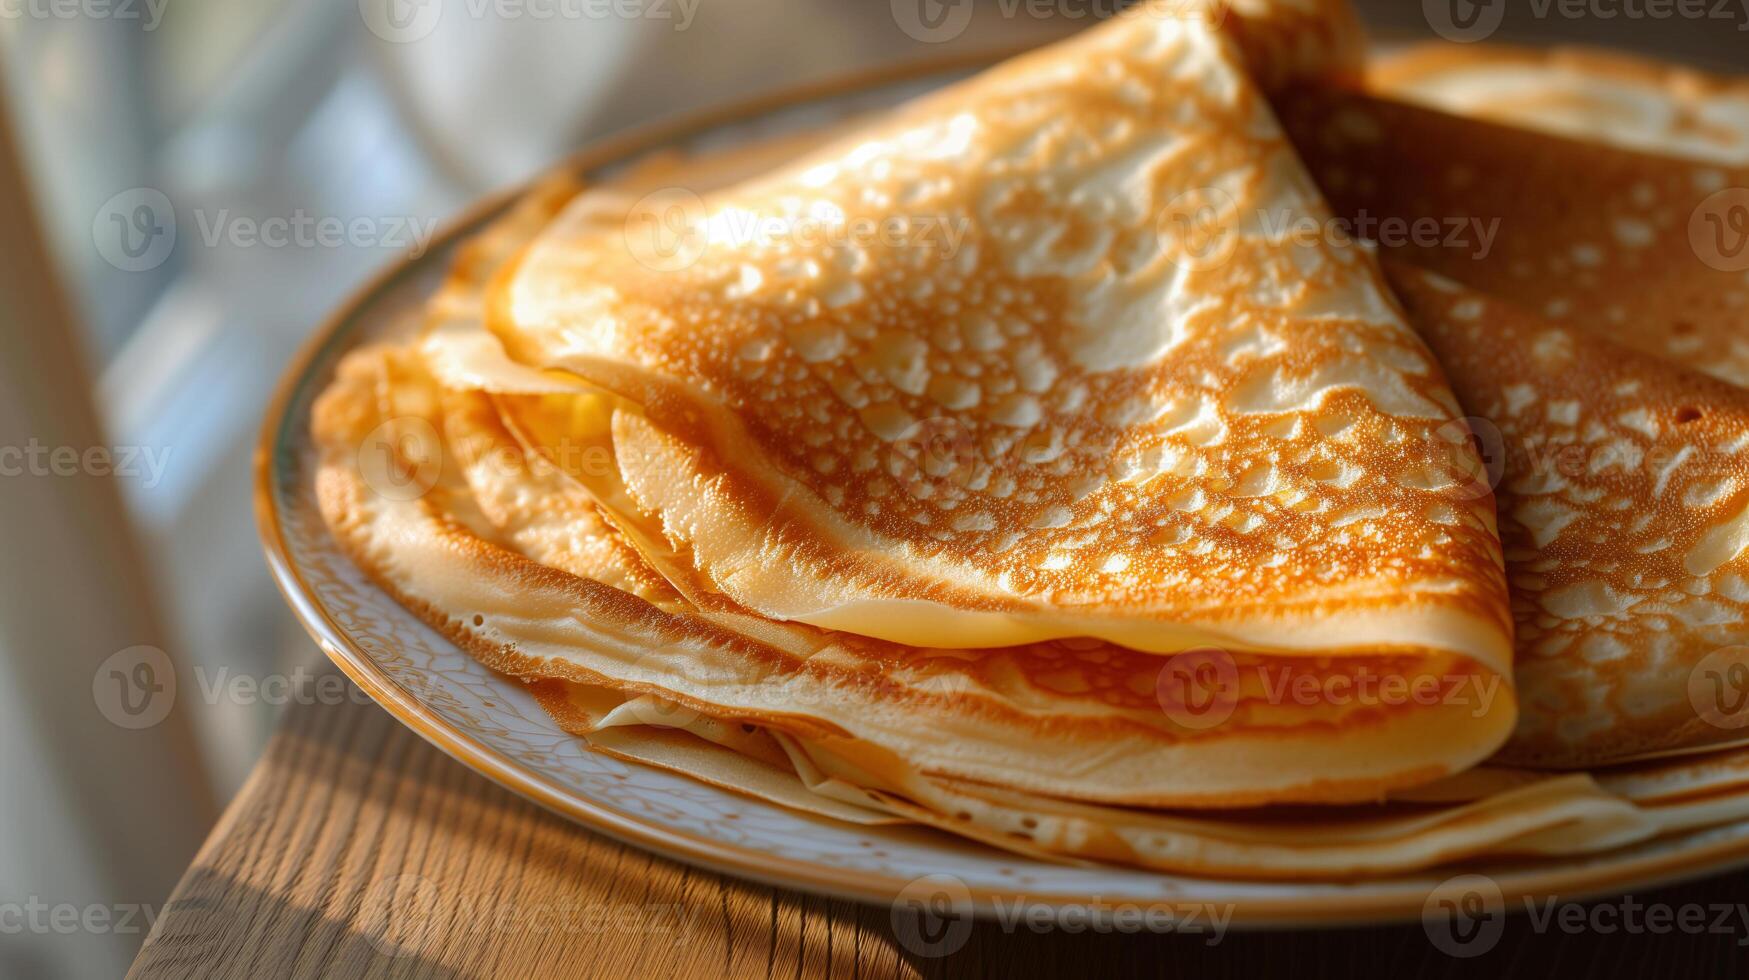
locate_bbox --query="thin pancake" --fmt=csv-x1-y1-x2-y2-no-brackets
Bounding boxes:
403,132,1522,809
316,341,1518,817
483,2,1515,692
1388,263,1749,767
539,677,1749,880
1277,83,1749,388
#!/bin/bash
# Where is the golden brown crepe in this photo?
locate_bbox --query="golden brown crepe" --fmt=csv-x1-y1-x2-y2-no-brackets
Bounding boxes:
306,0,1749,880
1387,263,1749,767
484,2,1514,685
315,341,1749,876
1278,64,1749,389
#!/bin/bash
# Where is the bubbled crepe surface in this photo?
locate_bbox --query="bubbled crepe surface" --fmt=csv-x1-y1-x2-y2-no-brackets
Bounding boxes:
311,335,1749,877
303,0,1749,878
1280,55,1749,391
313,166,1516,812
486,3,1515,666
1388,266,1749,768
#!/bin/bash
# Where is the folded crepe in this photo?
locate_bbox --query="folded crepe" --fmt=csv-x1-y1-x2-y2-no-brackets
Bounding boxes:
487,5,1513,658
319,340,1749,876
1277,49,1749,388
1386,263,1749,768
309,0,1749,879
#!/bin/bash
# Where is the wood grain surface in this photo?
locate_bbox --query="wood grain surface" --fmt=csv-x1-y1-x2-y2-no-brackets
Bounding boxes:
129,669,1749,978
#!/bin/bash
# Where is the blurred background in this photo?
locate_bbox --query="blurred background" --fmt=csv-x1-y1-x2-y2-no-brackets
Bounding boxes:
0,1,1740,975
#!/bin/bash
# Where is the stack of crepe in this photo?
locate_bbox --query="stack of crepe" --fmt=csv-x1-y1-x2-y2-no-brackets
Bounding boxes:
311,0,1749,879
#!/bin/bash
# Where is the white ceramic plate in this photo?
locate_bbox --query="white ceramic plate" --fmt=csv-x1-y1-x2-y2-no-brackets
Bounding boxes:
256,52,1749,928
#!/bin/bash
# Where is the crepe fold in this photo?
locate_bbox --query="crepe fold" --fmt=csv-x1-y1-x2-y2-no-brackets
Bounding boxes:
315,338,1749,877
309,0,1749,878
1269,39,1749,770
483,0,1515,671
1385,265,1749,768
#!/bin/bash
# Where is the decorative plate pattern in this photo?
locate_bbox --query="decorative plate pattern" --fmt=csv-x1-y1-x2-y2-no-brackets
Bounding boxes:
257,53,1749,926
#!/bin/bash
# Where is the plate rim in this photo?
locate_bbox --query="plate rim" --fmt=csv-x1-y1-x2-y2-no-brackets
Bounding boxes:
253,47,1749,929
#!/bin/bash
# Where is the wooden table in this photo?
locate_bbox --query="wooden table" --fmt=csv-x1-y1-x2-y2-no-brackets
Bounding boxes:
130,670,1749,978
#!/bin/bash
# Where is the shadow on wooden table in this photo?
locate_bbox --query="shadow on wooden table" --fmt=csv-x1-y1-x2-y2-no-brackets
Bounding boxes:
130,870,464,979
